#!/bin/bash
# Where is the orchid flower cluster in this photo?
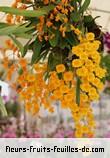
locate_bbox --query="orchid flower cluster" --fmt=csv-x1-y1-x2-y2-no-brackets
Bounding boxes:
0,0,106,137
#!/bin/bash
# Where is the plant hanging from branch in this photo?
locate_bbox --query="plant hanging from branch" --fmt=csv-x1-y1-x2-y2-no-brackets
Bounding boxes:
0,0,106,137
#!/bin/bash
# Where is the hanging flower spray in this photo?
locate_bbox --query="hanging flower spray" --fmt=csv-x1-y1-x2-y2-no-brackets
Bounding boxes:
0,0,106,137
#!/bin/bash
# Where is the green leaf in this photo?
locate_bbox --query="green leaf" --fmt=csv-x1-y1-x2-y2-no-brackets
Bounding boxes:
42,49,49,61
25,17,39,25
31,51,48,65
31,38,42,64
59,37,68,49
71,12,80,22
0,96,7,117
22,42,30,57
0,25,18,35
18,67,23,75
66,32,78,46
49,31,60,47
10,35,32,57
15,33,33,39
79,0,91,13
0,23,34,36
0,22,9,29
9,35,24,56
14,23,35,38
14,23,35,34
48,52,63,71
102,55,110,68
84,15,93,23
0,5,54,17
48,53,55,71
76,77,80,105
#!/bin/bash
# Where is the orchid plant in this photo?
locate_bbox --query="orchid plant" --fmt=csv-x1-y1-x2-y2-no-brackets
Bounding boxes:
0,0,107,137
